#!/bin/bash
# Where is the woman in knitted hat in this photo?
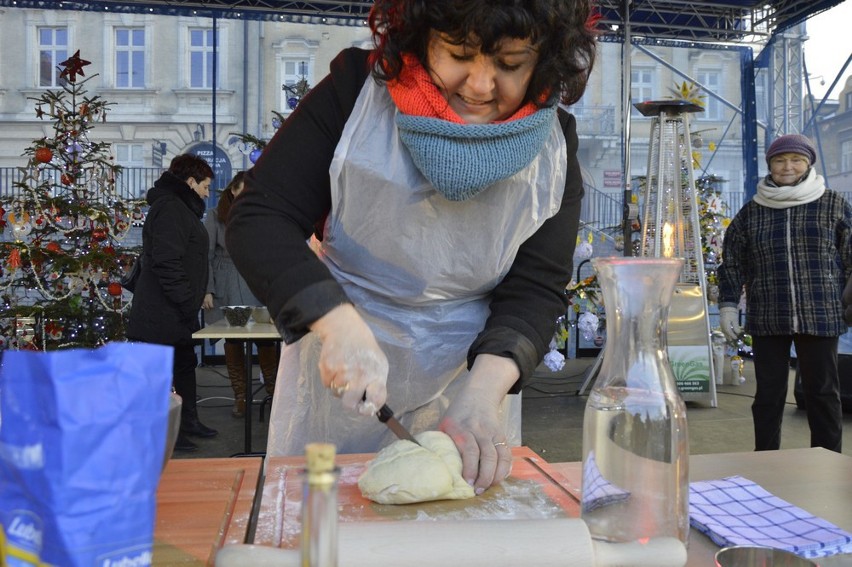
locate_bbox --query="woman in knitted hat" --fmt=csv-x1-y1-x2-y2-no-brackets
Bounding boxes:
718,134,852,452
227,0,597,492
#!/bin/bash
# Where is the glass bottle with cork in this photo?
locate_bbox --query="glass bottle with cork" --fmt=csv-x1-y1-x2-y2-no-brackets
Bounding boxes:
301,442,339,567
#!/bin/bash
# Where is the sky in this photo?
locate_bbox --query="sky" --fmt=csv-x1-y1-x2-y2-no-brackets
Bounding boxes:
802,1,852,99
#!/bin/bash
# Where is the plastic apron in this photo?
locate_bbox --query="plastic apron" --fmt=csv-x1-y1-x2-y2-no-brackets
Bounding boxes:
266,78,567,456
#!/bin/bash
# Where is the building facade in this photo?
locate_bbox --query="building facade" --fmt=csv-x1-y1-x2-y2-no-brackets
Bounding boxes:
1,7,847,222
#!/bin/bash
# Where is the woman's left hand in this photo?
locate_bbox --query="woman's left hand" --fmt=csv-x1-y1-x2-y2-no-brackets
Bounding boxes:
439,354,518,495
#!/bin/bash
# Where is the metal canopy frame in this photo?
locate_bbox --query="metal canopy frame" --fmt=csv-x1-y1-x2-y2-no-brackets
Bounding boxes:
594,0,844,43
0,0,844,37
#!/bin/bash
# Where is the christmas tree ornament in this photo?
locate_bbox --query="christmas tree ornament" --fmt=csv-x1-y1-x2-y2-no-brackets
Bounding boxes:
34,147,54,163
59,50,91,83
8,248,22,270
13,222,33,238
107,281,122,296
250,148,263,164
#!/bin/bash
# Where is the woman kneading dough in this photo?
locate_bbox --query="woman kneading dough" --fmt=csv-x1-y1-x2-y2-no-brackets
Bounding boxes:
226,0,597,495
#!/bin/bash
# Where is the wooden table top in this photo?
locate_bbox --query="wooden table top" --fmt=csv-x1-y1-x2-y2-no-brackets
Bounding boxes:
155,448,852,566
253,446,580,548
154,457,263,566
192,319,281,340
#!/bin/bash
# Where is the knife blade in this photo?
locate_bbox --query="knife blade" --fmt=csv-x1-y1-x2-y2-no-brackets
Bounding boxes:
377,403,420,445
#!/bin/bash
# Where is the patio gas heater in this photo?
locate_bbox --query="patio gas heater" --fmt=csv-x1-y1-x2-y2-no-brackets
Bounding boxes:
635,99,717,407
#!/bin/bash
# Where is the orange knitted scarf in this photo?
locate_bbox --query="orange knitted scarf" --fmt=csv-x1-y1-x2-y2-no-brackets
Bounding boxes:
386,53,538,124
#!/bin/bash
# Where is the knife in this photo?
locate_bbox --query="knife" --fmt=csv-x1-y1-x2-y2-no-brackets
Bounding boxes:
377,403,421,446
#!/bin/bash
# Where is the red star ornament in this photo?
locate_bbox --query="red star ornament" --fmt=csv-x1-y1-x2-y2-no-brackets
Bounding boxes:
59,50,91,83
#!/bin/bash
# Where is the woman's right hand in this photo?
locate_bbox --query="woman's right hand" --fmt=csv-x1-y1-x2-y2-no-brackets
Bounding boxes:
202,293,214,310
310,304,388,415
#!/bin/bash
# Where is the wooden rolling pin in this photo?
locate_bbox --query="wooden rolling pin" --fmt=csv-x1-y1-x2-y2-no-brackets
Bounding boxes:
216,520,687,567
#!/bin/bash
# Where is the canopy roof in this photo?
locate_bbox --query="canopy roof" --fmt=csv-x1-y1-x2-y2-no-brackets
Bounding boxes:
0,0,845,41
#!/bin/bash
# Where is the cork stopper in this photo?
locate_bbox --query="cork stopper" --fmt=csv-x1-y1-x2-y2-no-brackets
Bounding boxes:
305,443,336,474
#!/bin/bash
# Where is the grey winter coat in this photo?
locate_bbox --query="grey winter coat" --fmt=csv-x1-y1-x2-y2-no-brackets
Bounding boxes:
204,208,261,324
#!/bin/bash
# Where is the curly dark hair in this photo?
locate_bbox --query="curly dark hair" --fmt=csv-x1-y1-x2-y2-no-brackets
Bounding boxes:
168,153,214,184
216,171,245,224
368,0,598,107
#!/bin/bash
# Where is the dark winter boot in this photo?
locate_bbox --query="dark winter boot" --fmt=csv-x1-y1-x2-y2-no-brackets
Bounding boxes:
174,432,199,452
224,341,247,418
181,406,218,438
258,343,280,397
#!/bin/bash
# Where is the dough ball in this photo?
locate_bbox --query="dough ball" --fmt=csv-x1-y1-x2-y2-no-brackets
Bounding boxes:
357,430,475,504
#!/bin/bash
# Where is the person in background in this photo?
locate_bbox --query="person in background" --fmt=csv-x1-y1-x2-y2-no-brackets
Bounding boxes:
202,171,278,418
127,154,218,453
718,134,852,453
227,0,596,493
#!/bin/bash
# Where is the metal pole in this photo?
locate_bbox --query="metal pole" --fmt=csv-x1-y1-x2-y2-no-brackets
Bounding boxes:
621,0,634,256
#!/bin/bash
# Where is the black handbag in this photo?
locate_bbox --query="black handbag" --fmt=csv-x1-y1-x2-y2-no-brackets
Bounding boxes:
120,256,142,292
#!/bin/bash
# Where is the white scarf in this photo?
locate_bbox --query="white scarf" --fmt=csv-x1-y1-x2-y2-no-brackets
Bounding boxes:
753,167,825,209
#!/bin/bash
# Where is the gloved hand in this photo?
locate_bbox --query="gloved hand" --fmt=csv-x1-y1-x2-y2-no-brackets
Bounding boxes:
310,304,389,415
440,354,518,495
719,306,742,342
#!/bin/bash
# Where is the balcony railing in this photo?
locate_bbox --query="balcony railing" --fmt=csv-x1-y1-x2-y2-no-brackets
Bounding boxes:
571,105,618,137
0,166,162,201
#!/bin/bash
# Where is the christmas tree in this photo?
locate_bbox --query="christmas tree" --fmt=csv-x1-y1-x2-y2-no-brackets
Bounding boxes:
0,51,144,350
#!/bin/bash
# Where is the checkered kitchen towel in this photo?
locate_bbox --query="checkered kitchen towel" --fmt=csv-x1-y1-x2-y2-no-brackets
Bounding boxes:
689,475,852,559
581,451,631,513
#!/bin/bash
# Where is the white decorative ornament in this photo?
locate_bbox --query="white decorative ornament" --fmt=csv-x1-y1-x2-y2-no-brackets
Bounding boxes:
13,221,33,237
544,348,566,372
578,311,600,341
575,241,594,260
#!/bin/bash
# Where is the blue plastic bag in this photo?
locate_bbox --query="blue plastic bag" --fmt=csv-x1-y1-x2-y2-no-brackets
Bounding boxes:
0,342,173,566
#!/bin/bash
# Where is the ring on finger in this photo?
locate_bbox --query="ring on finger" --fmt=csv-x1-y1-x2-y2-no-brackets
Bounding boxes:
494,441,508,448
331,382,349,397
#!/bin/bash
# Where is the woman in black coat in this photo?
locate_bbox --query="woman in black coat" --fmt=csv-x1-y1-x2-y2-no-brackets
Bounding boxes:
127,154,216,452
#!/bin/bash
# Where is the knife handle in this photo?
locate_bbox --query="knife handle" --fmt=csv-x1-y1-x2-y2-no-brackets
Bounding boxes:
376,404,394,423
361,392,395,424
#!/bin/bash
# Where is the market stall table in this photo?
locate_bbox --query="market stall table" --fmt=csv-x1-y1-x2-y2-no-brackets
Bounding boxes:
154,457,262,565
154,448,852,565
192,319,281,454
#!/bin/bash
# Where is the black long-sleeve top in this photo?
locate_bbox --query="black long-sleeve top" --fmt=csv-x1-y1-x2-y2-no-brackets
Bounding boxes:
226,48,583,388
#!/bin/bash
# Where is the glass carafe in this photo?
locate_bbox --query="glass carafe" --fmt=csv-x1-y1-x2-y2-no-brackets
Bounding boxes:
581,257,689,547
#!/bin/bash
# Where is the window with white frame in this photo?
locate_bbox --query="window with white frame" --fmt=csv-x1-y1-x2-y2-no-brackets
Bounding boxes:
631,68,655,117
842,139,852,173
114,143,146,198
281,58,310,111
695,70,722,120
115,27,145,88
188,27,217,89
38,27,68,88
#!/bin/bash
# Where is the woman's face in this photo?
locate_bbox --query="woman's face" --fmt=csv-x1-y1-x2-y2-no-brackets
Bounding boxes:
188,177,211,199
426,31,539,124
769,153,810,186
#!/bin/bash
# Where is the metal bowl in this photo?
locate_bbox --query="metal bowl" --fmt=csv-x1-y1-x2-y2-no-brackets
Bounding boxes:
221,305,253,326
715,546,817,566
